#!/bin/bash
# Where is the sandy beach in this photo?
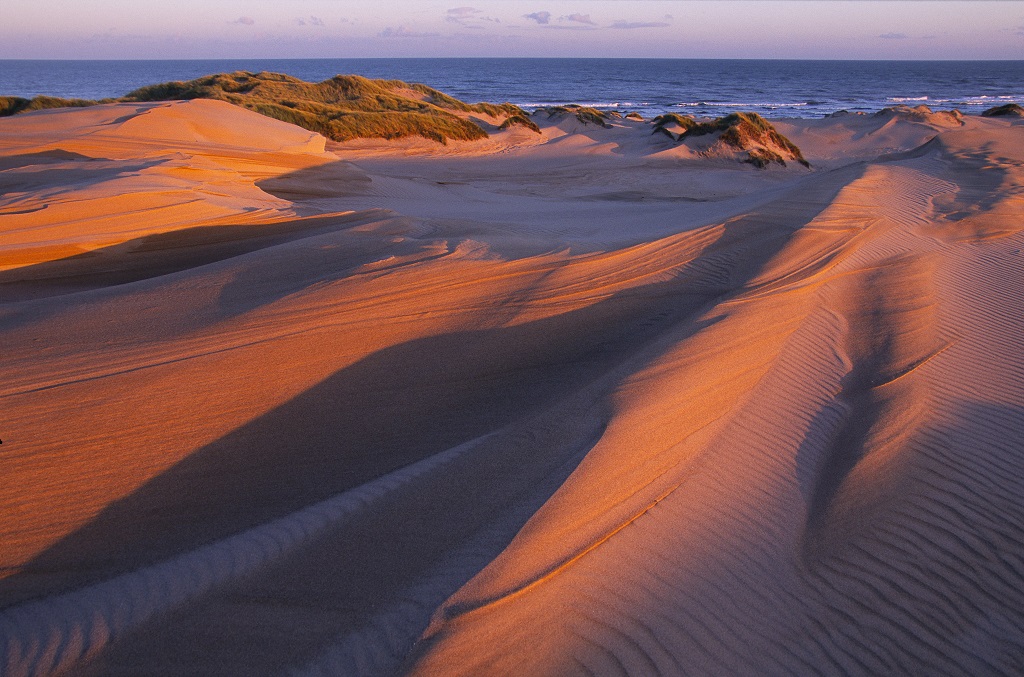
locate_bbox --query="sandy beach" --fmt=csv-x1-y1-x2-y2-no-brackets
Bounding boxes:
2,97,1024,675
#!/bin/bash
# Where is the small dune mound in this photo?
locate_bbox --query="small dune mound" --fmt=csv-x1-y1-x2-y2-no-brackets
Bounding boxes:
0,95,106,117
875,104,964,127
498,114,541,134
652,113,698,140
120,71,529,144
982,103,1024,118
625,112,644,121
675,112,809,168
534,105,611,128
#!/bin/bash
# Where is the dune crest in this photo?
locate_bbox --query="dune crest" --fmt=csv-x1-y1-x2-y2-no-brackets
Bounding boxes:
2,99,1024,676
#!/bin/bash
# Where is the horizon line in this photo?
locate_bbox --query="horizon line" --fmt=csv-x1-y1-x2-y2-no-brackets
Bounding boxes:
2,56,1023,62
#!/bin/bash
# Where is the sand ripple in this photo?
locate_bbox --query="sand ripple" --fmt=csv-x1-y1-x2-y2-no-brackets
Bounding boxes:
2,102,1024,675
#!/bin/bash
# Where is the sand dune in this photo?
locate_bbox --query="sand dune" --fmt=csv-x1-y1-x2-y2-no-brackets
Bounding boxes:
2,101,1024,675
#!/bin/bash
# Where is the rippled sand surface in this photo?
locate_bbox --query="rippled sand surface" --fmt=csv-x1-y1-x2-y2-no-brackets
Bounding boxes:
2,101,1024,676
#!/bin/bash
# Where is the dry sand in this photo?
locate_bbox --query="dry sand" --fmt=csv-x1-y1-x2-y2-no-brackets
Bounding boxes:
1,100,1024,675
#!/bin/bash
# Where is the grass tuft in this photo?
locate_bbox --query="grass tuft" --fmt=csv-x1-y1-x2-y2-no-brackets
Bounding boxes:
653,113,697,128
498,114,542,134
537,105,610,127
652,113,697,137
0,95,105,117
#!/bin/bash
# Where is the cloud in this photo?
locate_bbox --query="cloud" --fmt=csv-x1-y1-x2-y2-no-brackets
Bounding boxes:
560,13,595,25
379,26,439,38
878,32,909,40
610,21,670,30
524,11,552,25
309,16,325,27
446,6,485,26
230,17,255,26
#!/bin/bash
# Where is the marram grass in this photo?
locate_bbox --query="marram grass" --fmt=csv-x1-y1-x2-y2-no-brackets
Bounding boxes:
0,72,533,145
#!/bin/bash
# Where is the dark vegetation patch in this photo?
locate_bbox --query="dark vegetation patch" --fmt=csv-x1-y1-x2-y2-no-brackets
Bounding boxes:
981,103,1024,118
0,95,108,117
653,113,698,129
652,113,698,139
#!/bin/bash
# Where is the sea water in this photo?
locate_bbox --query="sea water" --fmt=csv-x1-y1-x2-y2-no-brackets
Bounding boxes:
2,58,1022,119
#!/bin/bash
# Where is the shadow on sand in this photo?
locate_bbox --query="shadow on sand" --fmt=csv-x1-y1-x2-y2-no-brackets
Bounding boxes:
1,152,870,675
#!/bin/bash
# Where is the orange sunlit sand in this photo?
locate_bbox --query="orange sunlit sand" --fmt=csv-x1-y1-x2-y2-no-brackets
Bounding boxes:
2,98,1024,675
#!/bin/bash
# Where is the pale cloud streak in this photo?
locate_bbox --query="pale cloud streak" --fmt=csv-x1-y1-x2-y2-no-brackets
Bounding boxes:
610,20,671,29
379,26,439,38
561,13,596,25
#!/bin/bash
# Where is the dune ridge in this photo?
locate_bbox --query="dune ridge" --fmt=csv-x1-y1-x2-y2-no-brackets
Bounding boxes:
2,98,1024,675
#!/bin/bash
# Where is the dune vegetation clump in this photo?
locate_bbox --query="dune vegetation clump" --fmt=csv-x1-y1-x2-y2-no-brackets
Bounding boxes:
875,105,964,126
121,71,531,144
498,113,542,133
625,112,644,121
982,103,1024,118
535,105,611,127
652,113,698,140
0,95,105,117
678,112,809,168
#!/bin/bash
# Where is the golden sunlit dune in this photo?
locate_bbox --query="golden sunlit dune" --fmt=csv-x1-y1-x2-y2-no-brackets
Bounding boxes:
2,99,1024,676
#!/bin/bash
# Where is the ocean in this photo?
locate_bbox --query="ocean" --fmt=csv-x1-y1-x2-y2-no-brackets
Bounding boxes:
2,58,1023,119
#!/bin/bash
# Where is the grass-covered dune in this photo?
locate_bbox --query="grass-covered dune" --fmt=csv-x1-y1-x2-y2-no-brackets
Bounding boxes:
122,72,534,144
982,103,1024,118
655,111,809,168
0,72,537,145
0,74,806,165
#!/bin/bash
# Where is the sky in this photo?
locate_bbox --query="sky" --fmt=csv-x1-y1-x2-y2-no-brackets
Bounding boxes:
1,1,1022,60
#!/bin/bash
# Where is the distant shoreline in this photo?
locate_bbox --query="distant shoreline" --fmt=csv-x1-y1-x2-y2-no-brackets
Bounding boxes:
4,56,1024,62
2,58,1022,119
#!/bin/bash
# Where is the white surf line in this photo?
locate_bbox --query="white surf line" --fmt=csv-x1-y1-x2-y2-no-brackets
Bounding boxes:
0,433,494,677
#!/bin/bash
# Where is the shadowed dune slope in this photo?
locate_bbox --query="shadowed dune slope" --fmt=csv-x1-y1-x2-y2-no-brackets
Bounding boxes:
2,102,1024,676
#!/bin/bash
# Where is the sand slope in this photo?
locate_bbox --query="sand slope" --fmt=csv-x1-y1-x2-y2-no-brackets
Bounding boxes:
2,103,1024,676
